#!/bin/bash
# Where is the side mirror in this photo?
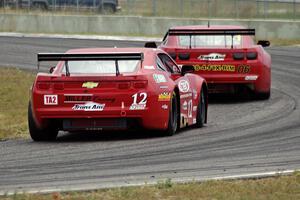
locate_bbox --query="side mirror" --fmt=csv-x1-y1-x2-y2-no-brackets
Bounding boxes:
181,65,194,76
49,66,55,74
144,42,157,48
257,40,270,47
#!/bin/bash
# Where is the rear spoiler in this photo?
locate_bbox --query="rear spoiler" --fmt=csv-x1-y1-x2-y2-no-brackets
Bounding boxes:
37,52,144,76
163,28,255,48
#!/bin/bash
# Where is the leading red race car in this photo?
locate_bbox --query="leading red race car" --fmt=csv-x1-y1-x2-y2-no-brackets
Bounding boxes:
28,48,208,141
154,25,271,99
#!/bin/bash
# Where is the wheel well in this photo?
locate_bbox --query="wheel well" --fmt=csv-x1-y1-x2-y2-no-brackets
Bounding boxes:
174,87,180,129
201,83,208,123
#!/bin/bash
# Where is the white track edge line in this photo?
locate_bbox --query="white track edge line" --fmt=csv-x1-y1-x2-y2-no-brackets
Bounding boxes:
0,169,297,196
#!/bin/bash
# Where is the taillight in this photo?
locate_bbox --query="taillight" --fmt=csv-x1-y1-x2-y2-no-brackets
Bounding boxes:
38,82,50,90
246,52,257,60
53,83,64,90
178,53,190,60
133,81,147,89
118,82,130,89
233,52,244,60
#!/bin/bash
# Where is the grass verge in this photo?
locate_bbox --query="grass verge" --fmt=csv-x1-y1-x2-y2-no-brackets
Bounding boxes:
0,172,299,200
0,67,35,140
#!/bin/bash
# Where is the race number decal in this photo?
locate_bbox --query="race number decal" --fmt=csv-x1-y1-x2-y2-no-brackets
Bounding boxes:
44,95,58,105
178,80,190,93
130,93,147,110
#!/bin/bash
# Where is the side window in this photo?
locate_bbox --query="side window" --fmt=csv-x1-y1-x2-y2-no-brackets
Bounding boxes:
158,53,181,74
156,56,169,72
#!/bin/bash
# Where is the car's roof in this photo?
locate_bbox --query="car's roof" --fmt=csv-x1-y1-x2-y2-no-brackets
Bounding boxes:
170,25,247,30
66,48,161,54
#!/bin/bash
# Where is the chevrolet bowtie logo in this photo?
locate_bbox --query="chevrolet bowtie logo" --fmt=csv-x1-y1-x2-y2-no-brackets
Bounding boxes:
82,82,99,89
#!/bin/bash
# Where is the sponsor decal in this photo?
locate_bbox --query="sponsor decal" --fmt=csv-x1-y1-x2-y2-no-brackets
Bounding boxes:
44,95,58,105
72,102,105,111
82,82,99,89
130,104,146,110
178,80,190,93
158,92,171,101
162,104,168,110
144,65,155,70
180,93,192,99
238,65,251,73
153,74,167,83
193,106,198,112
194,64,236,72
198,53,226,61
245,75,258,81
159,85,169,89
193,118,197,124
182,101,188,110
192,89,198,100
188,99,193,118
130,92,147,110
64,95,115,103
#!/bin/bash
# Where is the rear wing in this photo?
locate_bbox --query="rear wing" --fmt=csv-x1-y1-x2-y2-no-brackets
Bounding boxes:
163,28,255,48
37,52,144,76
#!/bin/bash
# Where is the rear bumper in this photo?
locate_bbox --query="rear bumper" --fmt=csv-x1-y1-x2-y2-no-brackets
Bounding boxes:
33,101,170,131
203,74,259,84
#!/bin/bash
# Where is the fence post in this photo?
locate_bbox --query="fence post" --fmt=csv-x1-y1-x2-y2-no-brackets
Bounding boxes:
180,0,183,17
76,0,79,13
263,0,268,19
294,0,296,20
207,0,211,19
235,0,239,19
152,0,156,16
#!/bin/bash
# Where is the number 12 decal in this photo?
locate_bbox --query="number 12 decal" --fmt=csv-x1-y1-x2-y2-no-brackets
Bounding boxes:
130,93,147,110
132,92,147,105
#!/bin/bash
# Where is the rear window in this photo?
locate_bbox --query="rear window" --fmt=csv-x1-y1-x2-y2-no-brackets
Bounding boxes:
178,35,242,48
62,60,140,74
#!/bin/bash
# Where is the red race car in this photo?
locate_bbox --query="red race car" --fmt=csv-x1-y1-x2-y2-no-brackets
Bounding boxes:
28,48,208,141
155,25,271,99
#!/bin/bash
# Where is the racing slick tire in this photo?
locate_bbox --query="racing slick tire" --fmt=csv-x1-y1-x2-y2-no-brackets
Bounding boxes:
255,91,271,100
196,89,206,128
28,102,58,141
165,92,178,136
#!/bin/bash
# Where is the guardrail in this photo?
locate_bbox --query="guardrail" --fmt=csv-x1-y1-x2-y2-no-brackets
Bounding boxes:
0,13,299,40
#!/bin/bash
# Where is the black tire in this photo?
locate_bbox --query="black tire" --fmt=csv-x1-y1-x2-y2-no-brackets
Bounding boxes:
196,89,206,128
28,102,58,141
255,91,271,100
165,92,178,136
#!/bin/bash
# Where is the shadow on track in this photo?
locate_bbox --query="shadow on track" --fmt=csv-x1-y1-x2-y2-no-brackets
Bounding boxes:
55,129,166,143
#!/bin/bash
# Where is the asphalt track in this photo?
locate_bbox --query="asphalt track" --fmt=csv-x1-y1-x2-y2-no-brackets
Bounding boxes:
0,36,300,194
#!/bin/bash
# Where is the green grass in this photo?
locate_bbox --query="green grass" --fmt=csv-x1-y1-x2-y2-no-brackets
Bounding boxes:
1,172,300,200
0,68,35,140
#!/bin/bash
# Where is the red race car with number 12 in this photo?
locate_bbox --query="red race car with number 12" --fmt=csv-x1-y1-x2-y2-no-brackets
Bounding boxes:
28,48,208,141
154,25,271,99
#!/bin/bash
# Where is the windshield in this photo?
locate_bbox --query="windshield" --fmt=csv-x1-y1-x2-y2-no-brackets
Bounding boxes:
62,60,140,74
178,35,242,48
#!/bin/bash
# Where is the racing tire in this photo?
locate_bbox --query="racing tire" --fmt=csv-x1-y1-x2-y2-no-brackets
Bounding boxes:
165,92,178,136
255,91,271,100
28,102,58,141
195,89,206,128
